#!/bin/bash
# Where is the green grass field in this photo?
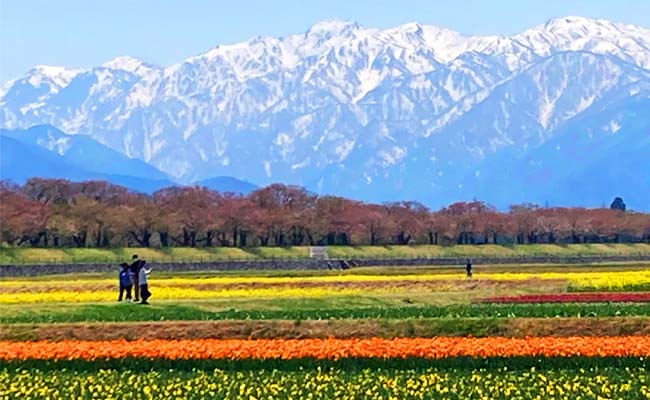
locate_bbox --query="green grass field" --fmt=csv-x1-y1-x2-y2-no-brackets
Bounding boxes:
1,263,650,325
2,243,649,264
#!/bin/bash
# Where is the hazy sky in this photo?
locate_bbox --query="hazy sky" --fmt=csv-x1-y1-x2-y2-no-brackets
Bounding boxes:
2,0,649,82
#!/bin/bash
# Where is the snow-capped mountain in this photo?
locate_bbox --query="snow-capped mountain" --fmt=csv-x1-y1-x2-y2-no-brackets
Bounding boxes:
1,16,649,209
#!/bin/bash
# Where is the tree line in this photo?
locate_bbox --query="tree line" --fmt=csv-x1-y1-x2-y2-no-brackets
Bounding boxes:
1,178,649,248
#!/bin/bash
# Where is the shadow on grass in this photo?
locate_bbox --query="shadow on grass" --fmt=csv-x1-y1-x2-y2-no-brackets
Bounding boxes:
2,356,648,373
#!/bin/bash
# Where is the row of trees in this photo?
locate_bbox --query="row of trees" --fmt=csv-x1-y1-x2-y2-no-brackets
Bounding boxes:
1,179,649,248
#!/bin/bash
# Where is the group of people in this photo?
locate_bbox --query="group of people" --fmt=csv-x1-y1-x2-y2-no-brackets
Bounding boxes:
118,255,152,304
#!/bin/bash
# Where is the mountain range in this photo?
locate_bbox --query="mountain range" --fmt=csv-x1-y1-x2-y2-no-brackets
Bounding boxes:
1,16,649,209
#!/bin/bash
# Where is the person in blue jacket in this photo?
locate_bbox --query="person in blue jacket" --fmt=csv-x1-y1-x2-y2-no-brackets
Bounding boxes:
118,263,133,301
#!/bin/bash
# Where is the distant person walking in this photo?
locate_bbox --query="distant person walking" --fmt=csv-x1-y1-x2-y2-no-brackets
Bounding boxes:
118,263,133,302
465,259,473,278
138,263,152,305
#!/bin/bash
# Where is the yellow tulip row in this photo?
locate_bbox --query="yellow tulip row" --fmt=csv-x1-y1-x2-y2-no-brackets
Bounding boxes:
0,286,377,303
1,367,648,400
3,270,649,286
1,273,470,286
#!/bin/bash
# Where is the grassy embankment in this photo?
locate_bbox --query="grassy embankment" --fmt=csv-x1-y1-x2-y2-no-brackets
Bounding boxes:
2,243,650,264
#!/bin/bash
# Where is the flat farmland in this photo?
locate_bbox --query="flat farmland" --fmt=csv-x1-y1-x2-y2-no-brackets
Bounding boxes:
2,264,650,399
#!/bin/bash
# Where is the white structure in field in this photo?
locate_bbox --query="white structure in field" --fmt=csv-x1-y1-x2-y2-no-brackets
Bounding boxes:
309,246,329,259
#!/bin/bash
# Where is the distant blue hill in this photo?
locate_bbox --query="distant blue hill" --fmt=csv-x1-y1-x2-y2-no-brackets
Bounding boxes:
1,125,169,180
0,126,174,193
1,125,260,195
1,135,79,181
196,176,258,195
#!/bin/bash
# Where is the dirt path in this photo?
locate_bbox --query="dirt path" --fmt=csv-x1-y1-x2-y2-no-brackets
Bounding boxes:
2,317,649,341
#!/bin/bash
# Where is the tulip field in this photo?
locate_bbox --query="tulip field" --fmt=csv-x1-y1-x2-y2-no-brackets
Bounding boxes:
2,263,650,399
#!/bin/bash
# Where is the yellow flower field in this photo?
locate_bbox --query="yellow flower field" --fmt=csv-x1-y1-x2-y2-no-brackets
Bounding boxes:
2,270,648,303
2,270,649,287
0,287,377,303
1,273,470,287
4,270,649,285
482,271,650,291
1,366,648,400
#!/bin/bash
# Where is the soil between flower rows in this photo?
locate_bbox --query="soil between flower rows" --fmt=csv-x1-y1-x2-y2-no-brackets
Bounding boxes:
2,317,650,341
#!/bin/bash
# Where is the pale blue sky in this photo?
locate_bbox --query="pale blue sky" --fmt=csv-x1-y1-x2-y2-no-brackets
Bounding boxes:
2,0,649,82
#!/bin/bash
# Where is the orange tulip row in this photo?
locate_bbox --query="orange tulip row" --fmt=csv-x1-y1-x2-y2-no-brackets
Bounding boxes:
1,336,649,361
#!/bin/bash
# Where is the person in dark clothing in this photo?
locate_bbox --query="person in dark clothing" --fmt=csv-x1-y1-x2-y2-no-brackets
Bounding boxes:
465,259,473,278
118,263,133,301
129,255,143,302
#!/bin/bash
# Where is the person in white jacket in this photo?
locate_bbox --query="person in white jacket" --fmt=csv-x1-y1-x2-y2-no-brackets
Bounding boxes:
138,264,152,304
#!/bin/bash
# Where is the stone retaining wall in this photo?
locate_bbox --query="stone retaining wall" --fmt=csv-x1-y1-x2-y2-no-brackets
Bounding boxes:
2,255,650,277
354,255,650,267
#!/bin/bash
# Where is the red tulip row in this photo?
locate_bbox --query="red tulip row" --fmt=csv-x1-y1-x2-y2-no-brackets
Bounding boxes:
479,292,650,304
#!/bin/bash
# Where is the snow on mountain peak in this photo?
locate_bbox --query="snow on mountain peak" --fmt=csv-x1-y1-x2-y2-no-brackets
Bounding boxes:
535,16,624,39
25,65,84,90
544,16,601,28
31,65,82,78
306,19,361,37
516,16,650,68
102,56,157,75
394,21,424,34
